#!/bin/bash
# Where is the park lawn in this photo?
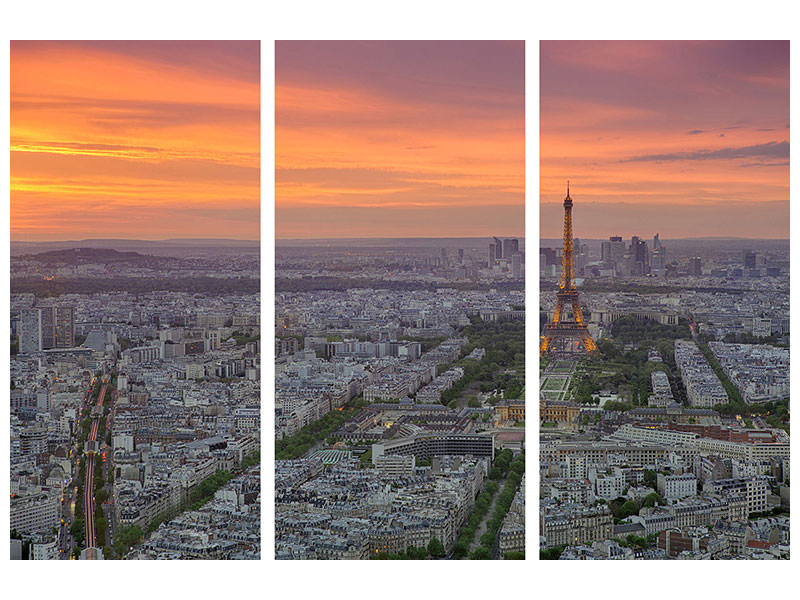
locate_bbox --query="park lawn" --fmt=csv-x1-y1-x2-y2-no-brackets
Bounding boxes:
541,377,566,391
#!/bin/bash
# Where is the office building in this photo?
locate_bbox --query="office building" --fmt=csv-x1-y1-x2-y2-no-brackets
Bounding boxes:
19,308,42,354
503,238,519,259
40,305,75,349
493,236,503,259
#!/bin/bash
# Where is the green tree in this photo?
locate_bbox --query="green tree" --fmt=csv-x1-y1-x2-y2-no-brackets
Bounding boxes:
452,540,468,559
620,500,639,519
480,531,496,548
70,517,84,542
642,492,664,508
113,525,143,556
96,517,108,547
427,538,445,558
540,546,564,560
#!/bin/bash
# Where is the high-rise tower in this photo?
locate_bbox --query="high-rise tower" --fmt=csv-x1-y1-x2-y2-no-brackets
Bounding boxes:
40,305,75,349
540,183,597,355
19,308,42,354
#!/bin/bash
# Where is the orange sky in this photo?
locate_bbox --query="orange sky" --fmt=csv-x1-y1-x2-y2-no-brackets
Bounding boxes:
276,41,525,239
10,41,260,241
540,41,789,239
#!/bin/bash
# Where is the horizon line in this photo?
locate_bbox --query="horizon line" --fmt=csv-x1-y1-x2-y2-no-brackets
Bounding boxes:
538,235,790,241
11,237,260,243
276,235,526,241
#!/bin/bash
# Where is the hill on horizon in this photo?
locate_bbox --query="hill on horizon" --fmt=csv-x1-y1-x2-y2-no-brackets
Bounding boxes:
11,238,260,259
15,247,176,268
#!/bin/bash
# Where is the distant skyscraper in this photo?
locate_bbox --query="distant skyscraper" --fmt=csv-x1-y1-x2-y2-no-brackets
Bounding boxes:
512,253,522,278
630,236,649,275
503,238,518,259
742,249,756,269
609,236,625,261
540,247,557,267
19,308,42,354
689,257,702,276
573,238,588,275
488,242,496,267
650,233,666,277
458,248,464,264
40,306,75,349
493,236,503,259
602,236,626,273
440,247,447,267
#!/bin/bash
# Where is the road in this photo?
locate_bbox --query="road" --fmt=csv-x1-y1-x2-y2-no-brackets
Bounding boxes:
84,454,96,550
468,472,509,557
83,377,107,557
59,380,94,559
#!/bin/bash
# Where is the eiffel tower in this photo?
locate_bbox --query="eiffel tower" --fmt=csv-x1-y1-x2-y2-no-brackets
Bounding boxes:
540,183,597,355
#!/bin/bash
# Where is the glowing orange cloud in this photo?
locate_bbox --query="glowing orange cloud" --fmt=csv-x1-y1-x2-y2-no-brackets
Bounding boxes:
11,41,260,241
540,41,789,239
276,41,524,239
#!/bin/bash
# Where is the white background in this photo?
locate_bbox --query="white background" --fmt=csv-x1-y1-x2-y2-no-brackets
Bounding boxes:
1,0,797,598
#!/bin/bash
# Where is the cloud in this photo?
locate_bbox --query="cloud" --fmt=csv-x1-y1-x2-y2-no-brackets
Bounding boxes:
10,41,260,241
739,161,790,168
12,41,260,85
622,141,789,163
687,129,704,135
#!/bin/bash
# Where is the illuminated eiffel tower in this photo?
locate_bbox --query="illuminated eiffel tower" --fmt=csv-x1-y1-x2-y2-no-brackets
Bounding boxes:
540,183,597,355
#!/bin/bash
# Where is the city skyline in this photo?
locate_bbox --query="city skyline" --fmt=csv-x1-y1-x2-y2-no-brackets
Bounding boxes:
276,40,525,239
10,41,260,242
540,40,789,239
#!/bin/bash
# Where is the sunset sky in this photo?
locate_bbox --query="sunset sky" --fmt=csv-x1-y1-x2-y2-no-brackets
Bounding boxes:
540,40,789,239
276,41,525,239
10,41,260,241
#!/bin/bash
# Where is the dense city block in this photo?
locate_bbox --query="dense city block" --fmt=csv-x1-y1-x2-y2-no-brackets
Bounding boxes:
540,236,789,560
10,242,261,560
275,239,525,559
